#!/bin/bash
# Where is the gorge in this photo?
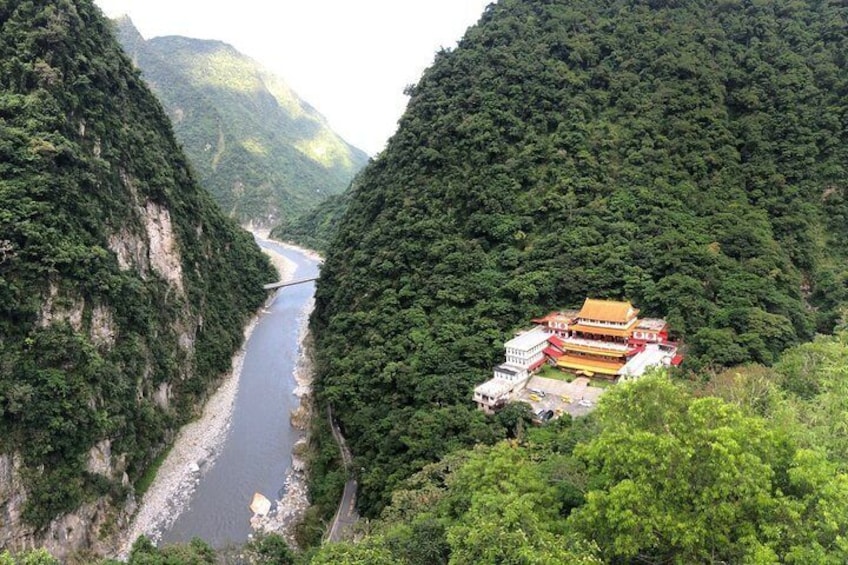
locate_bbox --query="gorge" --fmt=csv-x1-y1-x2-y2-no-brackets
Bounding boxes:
131,239,319,550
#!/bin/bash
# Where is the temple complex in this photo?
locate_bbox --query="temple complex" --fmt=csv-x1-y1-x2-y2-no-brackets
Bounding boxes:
473,298,683,413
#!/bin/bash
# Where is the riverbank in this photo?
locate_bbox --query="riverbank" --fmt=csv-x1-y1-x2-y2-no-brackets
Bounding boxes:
118,317,262,554
261,243,297,283
247,231,322,548
117,235,299,556
250,228,324,265
249,310,315,548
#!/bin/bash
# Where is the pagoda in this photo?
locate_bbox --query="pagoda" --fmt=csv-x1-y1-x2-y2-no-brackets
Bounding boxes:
472,298,683,413
553,299,640,377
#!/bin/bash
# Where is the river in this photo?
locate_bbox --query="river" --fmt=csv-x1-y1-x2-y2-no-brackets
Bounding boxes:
159,240,320,549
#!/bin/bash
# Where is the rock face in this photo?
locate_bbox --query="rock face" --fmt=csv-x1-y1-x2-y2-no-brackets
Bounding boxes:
143,201,184,293
0,454,136,558
0,453,136,557
0,0,274,559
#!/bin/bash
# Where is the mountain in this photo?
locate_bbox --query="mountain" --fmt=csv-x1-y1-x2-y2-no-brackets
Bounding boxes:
306,0,848,534
113,17,369,227
270,174,365,254
0,1,274,557
269,191,350,253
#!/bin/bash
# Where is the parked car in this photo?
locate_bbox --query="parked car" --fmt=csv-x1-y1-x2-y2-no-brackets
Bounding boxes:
578,399,593,407
540,409,554,422
528,388,546,398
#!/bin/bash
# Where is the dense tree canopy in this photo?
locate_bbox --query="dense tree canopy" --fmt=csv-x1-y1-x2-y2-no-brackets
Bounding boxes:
310,0,848,521
271,190,353,254
309,368,848,564
0,0,273,528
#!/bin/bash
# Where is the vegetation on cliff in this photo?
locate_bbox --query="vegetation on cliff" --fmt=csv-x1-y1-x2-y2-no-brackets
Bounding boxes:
114,17,369,227
270,185,355,254
0,0,273,530
309,0,848,528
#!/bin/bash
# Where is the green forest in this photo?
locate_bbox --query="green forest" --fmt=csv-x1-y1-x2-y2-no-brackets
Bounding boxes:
7,336,845,563
0,0,273,531
271,183,356,254
305,0,848,555
303,333,848,563
4,0,848,562
114,17,369,227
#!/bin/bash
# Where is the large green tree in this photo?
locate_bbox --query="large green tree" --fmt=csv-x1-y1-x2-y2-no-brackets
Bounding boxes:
569,376,848,563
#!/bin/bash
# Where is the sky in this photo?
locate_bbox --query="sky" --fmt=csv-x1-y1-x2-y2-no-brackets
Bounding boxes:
94,0,493,155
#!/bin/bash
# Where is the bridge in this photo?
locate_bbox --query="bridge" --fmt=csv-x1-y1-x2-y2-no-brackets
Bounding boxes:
262,277,318,290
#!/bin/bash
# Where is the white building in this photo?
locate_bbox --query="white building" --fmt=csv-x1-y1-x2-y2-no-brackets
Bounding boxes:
619,343,679,381
503,326,550,371
493,362,527,382
473,327,552,413
473,378,514,414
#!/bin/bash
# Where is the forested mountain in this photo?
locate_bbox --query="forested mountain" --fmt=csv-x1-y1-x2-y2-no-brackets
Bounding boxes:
114,17,369,227
0,0,273,557
308,0,848,544
270,183,356,253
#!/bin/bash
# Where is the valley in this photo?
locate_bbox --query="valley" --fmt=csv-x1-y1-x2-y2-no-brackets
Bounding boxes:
113,17,368,228
3,0,848,563
120,238,319,552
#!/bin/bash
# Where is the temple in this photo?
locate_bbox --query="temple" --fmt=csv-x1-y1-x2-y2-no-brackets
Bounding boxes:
473,298,683,413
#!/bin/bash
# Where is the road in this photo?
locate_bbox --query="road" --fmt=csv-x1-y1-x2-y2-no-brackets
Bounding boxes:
326,405,359,542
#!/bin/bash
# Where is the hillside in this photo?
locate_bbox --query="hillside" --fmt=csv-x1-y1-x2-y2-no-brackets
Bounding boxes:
114,17,369,227
269,191,350,253
308,336,848,563
309,0,848,526
0,0,274,557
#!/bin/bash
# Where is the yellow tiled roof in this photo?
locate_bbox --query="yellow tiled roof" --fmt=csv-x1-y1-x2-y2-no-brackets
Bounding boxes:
570,323,634,338
578,298,639,323
561,342,628,357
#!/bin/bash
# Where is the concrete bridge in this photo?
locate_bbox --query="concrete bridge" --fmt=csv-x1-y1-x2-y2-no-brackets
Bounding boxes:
263,277,318,290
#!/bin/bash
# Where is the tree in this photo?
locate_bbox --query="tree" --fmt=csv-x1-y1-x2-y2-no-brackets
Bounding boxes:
443,443,601,564
568,375,848,563
243,533,295,565
308,540,397,565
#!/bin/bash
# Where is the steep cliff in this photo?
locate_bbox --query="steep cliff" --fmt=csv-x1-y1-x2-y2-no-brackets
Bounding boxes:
114,17,369,228
0,0,274,557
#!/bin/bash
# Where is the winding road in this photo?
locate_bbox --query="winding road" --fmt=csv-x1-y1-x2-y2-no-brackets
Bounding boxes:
326,406,359,542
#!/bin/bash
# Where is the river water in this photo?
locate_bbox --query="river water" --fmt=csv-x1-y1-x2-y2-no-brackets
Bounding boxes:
159,241,319,548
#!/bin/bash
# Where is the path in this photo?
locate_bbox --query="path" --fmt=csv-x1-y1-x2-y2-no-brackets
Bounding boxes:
325,405,359,542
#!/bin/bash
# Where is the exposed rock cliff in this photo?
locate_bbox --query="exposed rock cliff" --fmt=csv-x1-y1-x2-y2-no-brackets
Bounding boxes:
0,0,274,558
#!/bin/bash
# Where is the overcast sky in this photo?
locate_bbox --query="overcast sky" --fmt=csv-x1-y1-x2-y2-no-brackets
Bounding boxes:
94,0,492,155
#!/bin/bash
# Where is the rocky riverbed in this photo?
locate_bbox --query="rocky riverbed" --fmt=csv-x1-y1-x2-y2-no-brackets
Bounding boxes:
249,308,316,548
247,233,320,549
117,236,298,556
